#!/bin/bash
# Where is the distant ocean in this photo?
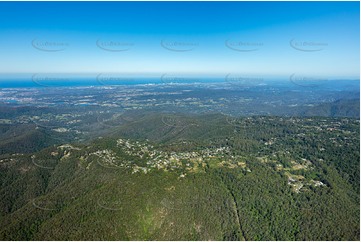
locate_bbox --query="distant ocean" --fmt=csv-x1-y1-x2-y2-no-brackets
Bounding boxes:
0,78,159,88
0,77,236,88
0,77,359,90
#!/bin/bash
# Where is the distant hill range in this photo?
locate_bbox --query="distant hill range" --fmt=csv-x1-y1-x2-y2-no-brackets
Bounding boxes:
301,99,359,117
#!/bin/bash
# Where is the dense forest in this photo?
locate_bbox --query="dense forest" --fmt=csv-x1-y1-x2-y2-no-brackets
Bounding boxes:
0,113,359,240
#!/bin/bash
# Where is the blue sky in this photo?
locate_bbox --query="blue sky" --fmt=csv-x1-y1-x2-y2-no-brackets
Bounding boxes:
0,1,359,78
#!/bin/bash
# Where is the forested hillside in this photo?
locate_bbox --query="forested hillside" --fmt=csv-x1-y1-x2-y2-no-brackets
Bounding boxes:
0,114,359,240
